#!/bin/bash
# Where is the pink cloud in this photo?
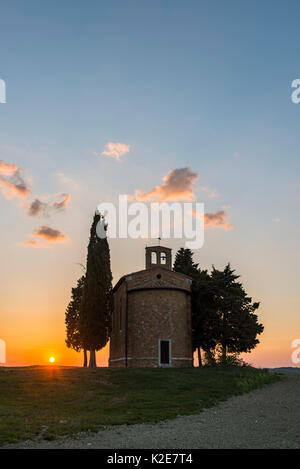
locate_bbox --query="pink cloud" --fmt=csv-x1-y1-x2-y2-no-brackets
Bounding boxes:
101,142,130,161
51,193,71,211
27,193,71,217
135,167,198,202
23,225,69,248
204,210,233,231
0,161,19,175
200,186,219,198
0,160,31,200
27,199,47,216
22,240,51,249
192,208,233,231
32,226,69,243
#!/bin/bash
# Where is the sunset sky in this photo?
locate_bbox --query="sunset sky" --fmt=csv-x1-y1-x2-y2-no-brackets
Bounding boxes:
1,0,300,368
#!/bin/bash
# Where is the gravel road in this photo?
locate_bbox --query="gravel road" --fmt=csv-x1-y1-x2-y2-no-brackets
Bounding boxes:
6,371,300,449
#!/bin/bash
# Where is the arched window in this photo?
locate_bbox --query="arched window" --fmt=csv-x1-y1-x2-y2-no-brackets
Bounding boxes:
160,252,166,264
151,251,157,264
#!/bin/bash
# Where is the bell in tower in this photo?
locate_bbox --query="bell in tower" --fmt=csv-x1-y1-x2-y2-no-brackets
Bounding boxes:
145,245,172,270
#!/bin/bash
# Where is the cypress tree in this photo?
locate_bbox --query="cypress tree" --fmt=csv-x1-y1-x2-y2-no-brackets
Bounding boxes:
79,213,113,368
65,276,88,367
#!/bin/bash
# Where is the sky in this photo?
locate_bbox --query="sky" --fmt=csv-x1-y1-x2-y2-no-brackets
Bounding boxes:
0,0,299,368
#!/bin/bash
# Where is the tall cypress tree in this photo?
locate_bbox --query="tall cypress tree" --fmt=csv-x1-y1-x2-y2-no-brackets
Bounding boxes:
65,276,88,367
79,213,113,368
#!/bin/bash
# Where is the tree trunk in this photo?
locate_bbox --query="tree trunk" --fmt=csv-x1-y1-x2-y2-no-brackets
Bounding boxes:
197,346,202,367
222,344,227,364
89,349,97,368
83,348,88,367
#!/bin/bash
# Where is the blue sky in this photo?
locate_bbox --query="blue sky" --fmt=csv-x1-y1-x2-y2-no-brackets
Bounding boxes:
0,0,299,366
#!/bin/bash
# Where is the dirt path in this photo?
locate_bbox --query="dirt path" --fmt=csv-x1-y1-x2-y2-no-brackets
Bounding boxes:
6,374,300,449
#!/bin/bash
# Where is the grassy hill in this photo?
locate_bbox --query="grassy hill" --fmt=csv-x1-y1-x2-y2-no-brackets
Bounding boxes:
0,365,280,446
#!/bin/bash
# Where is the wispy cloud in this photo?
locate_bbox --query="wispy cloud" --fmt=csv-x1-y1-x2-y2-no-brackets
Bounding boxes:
51,193,71,212
99,142,131,161
23,225,69,247
0,160,31,200
57,172,80,190
192,208,233,231
0,161,19,175
27,198,47,216
22,239,51,249
33,226,69,242
27,193,71,217
0,159,71,247
204,210,233,231
200,186,219,198
135,167,198,202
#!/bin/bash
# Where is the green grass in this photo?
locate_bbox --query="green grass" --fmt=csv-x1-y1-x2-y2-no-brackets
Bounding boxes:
0,365,280,446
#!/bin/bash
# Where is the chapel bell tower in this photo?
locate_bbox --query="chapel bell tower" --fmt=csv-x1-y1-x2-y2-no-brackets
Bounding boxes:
145,245,172,270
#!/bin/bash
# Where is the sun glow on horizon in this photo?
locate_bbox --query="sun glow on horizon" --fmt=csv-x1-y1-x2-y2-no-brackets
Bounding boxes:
49,357,55,363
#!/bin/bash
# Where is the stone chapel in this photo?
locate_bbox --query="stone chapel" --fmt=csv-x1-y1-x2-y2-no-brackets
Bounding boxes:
109,245,193,368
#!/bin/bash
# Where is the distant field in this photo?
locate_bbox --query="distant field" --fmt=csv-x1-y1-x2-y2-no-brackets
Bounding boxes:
0,366,280,446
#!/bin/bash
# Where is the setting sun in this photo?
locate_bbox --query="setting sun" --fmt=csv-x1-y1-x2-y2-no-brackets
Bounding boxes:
49,357,55,363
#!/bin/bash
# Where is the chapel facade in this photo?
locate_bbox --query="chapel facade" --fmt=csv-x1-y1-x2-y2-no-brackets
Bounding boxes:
109,245,193,368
